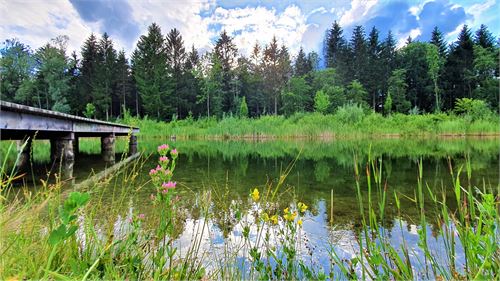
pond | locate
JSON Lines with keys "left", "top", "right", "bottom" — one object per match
{"left": 2, "top": 137, "right": 499, "bottom": 276}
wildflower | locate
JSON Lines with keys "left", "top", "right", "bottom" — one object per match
{"left": 270, "top": 214, "right": 279, "bottom": 225}
{"left": 149, "top": 169, "right": 157, "bottom": 176}
{"left": 250, "top": 188, "right": 259, "bottom": 202}
{"left": 157, "top": 144, "right": 169, "bottom": 154}
{"left": 162, "top": 181, "right": 177, "bottom": 189}
{"left": 284, "top": 211, "right": 297, "bottom": 222}
{"left": 284, "top": 207, "right": 290, "bottom": 214}
{"left": 171, "top": 148, "right": 178, "bottom": 158}
{"left": 298, "top": 219, "right": 303, "bottom": 226}
{"left": 138, "top": 213, "right": 145, "bottom": 220}
{"left": 261, "top": 212, "right": 270, "bottom": 222}
{"left": 156, "top": 165, "right": 162, "bottom": 171}
{"left": 164, "top": 169, "right": 173, "bottom": 177}
{"left": 159, "top": 156, "right": 169, "bottom": 164}
{"left": 298, "top": 202, "right": 308, "bottom": 213}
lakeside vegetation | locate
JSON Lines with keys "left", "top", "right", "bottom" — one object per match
{"left": 1, "top": 144, "right": 498, "bottom": 279}
{"left": 124, "top": 109, "right": 500, "bottom": 139}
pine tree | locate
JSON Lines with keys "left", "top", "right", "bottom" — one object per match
{"left": 78, "top": 33, "right": 100, "bottom": 114}
{"left": 348, "top": 26, "right": 368, "bottom": 82}
{"left": 474, "top": 24, "right": 495, "bottom": 49}
{"left": 96, "top": 33, "right": 117, "bottom": 119}
{"left": 387, "top": 69, "right": 410, "bottom": 113}
{"left": 166, "top": 28, "right": 187, "bottom": 118}
{"left": 114, "top": 50, "right": 133, "bottom": 116}
{"left": 442, "top": 25, "right": 474, "bottom": 109}
{"left": 131, "top": 23, "right": 171, "bottom": 119}
{"left": 366, "top": 26, "right": 382, "bottom": 110}
{"left": 294, "top": 47, "right": 312, "bottom": 77}
{"left": 214, "top": 30, "right": 238, "bottom": 112}
{"left": 324, "top": 21, "right": 346, "bottom": 68}
{"left": 430, "top": 26, "right": 447, "bottom": 57}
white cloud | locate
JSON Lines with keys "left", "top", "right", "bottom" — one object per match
{"left": 396, "top": 28, "right": 421, "bottom": 48}
{"left": 0, "top": 0, "right": 92, "bottom": 54}
{"left": 128, "top": 0, "right": 215, "bottom": 53}
{"left": 208, "top": 5, "right": 309, "bottom": 57}
{"left": 339, "top": 0, "right": 378, "bottom": 27}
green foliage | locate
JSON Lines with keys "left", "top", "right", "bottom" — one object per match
{"left": 239, "top": 96, "right": 248, "bottom": 118}
{"left": 84, "top": 103, "right": 96, "bottom": 119}
{"left": 346, "top": 80, "right": 368, "bottom": 106}
{"left": 383, "top": 93, "right": 392, "bottom": 115}
{"left": 454, "top": 98, "right": 491, "bottom": 120}
{"left": 335, "top": 103, "right": 365, "bottom": 124}
{"left": 387, "top": 69, "right": 411, "bottom": 113}
{"left": 314, "top": 90, "right": 330, "bottom": 114}
{"left": 281, "top": 77, "right": 311, "bottom": 115}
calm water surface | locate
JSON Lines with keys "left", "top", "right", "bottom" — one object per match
{"left": 3, "top": 137, "right": 499, "bottom": 274}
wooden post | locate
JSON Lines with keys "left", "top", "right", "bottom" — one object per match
{"left": 73, "top": 137, "right": 79, "bottom": 158}
{"left": 101, "top": 133, "right": 115, "bottom": 164}
{"left": 128, "top": 134, "right": 138, "bottom": 156}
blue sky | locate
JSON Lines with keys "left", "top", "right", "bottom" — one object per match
{"left": 0, "top": 0, "right": 498, "bottom": 57}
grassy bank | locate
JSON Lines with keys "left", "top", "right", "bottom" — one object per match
{"left": 123, "top": 111, "right": 500, "bottom": 139}
{"left": 1, "top": 144, "right": 498, "bottom": 279}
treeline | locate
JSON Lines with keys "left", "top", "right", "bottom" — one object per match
{"left": 0, "top": 22, "right": 498, "bottom": 121}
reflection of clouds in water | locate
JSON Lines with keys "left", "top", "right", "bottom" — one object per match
{"left": 77, "top": 202, "right": 466, "bottom": 277}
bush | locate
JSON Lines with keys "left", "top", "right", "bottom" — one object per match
{"left": 335, "top": 103, "right": 365, "bottom": 124}
{"left": 454, "top": 98, "right": 492, "bottom": 120}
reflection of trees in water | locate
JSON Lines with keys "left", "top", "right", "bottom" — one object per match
{"left": 314, "top": 160, "right": 330, "bottom": 183}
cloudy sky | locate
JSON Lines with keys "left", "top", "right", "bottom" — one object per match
{"left": 1, "top": 0, "right": 498, "bottom": 58}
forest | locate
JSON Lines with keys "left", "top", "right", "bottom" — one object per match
{"left": 0, "top": 22, "right": 498, "bottom": 121}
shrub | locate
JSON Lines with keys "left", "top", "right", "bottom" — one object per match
{"left": 335, "top": 103, "right": 365, "bottom": 124}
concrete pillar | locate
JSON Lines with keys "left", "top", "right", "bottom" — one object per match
{"left": 101, "top": 133, "right": 115, "bottom": 164}
{"left": 73, "top": 137, "right": 79, "bottom": 158}
{"left": 16, "top": 137, "right": 33, "bottom": 172}
{"left": 50, "top": 133, "right": 75, "bottom": 180}
{"left": 51, "top": 133, "right": 75, "bottom": 162}
{"left": 128, "top": 134, "right": 138, "bottom": 156}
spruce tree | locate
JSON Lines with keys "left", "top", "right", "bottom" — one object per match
{"left": 366, "top": 26, "right": 382, "bottom": 110}
{"left": 294, "top": 47, "right": 312, "bottom": 77}
{"left": 214, "top": 30, "right": 238, "bottom": 112}
{"left": 474, "top": 24, "right": 495, "bottom": 49}
{"left": 131, "top": 23, "right": 171, "bottom": 119}
{"left": 78, "top": 33, "right": 100, "bottom": 114}
{"left": 166, "top": 28, "right": 187, "bottom": 118}
{"left": 430, "top": 26, "right": 447, "bottom": 57}
{"left": 324, "top": 21, "right": 346, "bottom": 68}
{"left": 114, "top": 50, "right": 133, "bottom": 116}
{"left": 96, "top": 33, "right": 117, "bottom": 119}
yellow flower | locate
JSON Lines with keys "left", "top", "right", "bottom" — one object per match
{"left": 284, "top": 207, "right": 290, "bottom": 214}
{"left": 250, "top": 188, "right": 259, "bottom": 202}
{"left": 297, "top": 219, "right": 303, "bottom": 226}
{"left": 261, "top": 212, "right": 270, "bottom": 222}
{"left": 270, "top": 214, "right": 279, "bottom": 225}
{"left": 284, "top": 211, "right": 297, "bottom": 222}
{"left": 298, "top": 202, "right": 308, "bottom": 213}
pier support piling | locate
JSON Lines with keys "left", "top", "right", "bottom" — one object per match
{"left": 50, "top": 133, "right": 75, "bottom": 179}
{"left": 16, "top": 136, "right": 33, "bottom": 171}
{"left": 101, "top": 133, "right": 115, "bottom": 164}
{"left": 129, "top": 134, "right": 138, "bottom": 156}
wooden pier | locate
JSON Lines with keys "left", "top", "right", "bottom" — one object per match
{"left": 0, "top": 101, "right": 139, "bottom": 177}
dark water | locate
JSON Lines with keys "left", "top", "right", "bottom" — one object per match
{"left": 2, "top": 137, "right": 499, "bottom": 273}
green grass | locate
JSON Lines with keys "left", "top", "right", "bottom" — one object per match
{"left": 122, "top": 111, "right": 500, "bottom": 139}
{"left": 0, "top": 143, "right": 498, "bottom": 280}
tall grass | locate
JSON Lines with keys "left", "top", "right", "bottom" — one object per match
{"left": 122, "top": 111, "right": 500, "bottom": 139}
{"left": 0, "top": 143, "right": 498, "bottom": 279}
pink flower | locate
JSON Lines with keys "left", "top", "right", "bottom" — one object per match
{"left": 159, "top": 156, "right": 169, "bottom": 163}
{"left": 162, "top": 189, "right": 169, "bottom": 194}
{"left": 157, "top": 144, "right": 169, "bottom": 153}
{"left": 138, "top": 213, "right": 145, "bottom": 220}
{"left": 171, "top": 149, "right": 178, "bottom": 157}
{"left": 149, "top": 169, "right": 157, "bottom": 176}
{"left": 156, "top": 165, "right": 162, "bottom": 171}
{"left": 162, "top": 181, "right": 177, "bottom": 189}
{"left": 164, "top": 169, "right": 173, "bottom": 177}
